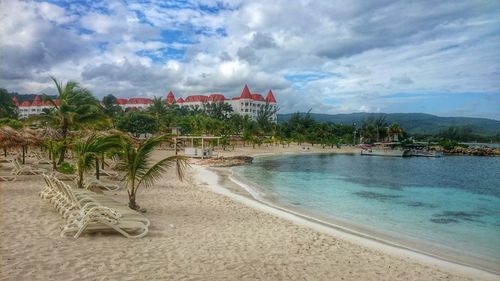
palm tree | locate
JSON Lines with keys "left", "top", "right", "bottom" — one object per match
{"left": 73, "top": 134, "right": 124, "bottom": 189}
{"left": 0, "top": 89, "right": 18, "bottom": 118}
{"left": 41, "top": 77, "right": 103, "bottom": 164}
{"left": 119, "top": 135, "right": 187, "bottom": 211}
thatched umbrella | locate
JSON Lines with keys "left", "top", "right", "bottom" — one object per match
{"left": 36, "top": 127, "right": 63, "bottom": 141}
{"left": 19, "top": 128, "right": 41, "bottom": 164}
{"left": 0, "top": 126, "right": 21, "bottom": 159}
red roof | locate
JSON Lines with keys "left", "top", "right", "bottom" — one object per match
{"left": 166, "top": 91, "right": 175, "bottom": 104}
{"left": 116, "top": 98, "right": 128, "bottom": 105}
{"left": 265, "top": 90, "right": 277, "bottom": 103}
{"left": 208, "top": 94, "right": 226, "bottom": 102}
{"left": 20, "top": 100, "right": 31, "bottom": 107}
{"left": 185, "top": 95, "right": 208, "bottom": 102}
{"left": 251, "top": 93, "right": 265, "bottom": 101}
{"left": 32, "top": 95, "right": 42, "bottom": 106}
{"left": 176, "top": 97, "right": 184, "bottom": 103}
{"left": 128, "top": 98, "right": 152, "bottom": 104}
{"left": 240, "top": 84, "right": 252, "bottom": 99}
{"left": 12, "top": 96, "right": 19, "bottom": 106}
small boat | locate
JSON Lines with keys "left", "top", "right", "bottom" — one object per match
{"left": 361, "top": 148, "right": 411, "bottom": 157}
{"left": 410, "top": 149, "right": 443, "bottom": 157}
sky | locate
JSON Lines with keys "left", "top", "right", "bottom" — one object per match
{"left": 1, "top": 0, "right": 499, "bottom": 120}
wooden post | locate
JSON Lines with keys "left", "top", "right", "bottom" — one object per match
{"left": 101, "top": 153, "right": 105, "bottom": 169}
{"left": 22, "top": 146, "right": 25, "bottom": 164}
{"left": 201, "top": 138, "right": 204, "bottom": 159}
{"left": 174, "top": 137, "right": 177, "bottom": 155}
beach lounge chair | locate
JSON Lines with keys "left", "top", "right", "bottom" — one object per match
{"left": 11, "top": 159, "right": 46, "bottom": 175}
{"left": 33, "top": 152, "right": 51, "bottom": 165}
{"left": 40, "top": 175, "right": 150, "bottom": 238}
{"left": 95, "top": 169, "right": 121, "bottom": 180}
{"left": 60, "top": 206, "right": 149, "bottom": 239}
{"left": 84, "top": 178, "right": 120, "bottom": 191}
{"left": 0, "top": 174, "right": 16, "bottom": 182}
{"left": 51, "top": 171, "right": 77, "bottom": 181}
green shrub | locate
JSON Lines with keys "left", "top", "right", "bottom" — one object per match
{"left": 57, "top": 162, "right": 76, "bottom": 174}
{"left": 439, "top": 139, "right": 468, "bottom": 150}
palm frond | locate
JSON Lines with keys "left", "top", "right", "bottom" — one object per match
{"left": 137, "top": 155, "right": 188, "bottom": 189}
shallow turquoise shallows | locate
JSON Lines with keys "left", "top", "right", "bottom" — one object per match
{"left": 232, "top": 154, "right": 500, "bottom": 271}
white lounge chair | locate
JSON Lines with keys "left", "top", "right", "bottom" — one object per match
{"left": 33, "top": 152, "right": 51, "bottom": 165}
{"left": 84, "top": 178, "right": 120, "bottom": 191}
{"left": 61, "top": 206, "right": 149, "bottom": 239}
{"left": 11, "top": 159, "right": 46, "bottom": 175}
{"left": 95, "top": 169, "right": 121, "bottom": 180}
{"left": 0, "top": 174, "right": 16, "bottom": 182}
{"left": 51, "top": 171, "right": 77, "bottom": 181}
{"left": 40, "top": 175, "right": 150, "bottom": 238}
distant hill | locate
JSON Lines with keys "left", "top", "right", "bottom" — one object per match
{"left": 277, "top": 112, "right": 500, "bottom": 135}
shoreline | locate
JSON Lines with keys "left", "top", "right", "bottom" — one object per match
{"left": 192, "top": 149, "right": 499, "bottom": 280}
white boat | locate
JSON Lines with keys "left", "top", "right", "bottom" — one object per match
{"left": 361, "top": 148, "right": 411, "bottom": 157}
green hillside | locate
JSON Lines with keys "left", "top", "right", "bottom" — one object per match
{"left": 277, "top": 113, "right": 500, "bottom": 135}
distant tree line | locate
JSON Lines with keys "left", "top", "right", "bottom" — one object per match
{"left": 2, "top": 86, "right": 499, "bottom": 145}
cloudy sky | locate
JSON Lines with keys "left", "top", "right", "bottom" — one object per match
{"left": 1, "top": 0, "right": 499, "bottom": 119}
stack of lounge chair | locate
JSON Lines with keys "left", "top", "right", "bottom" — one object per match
{"left": 40, "top": 174, "right": 149, "bottom": 239}
{"left": 11, "top": 158, "right": 46, "bottom": 175}
{"left": 33, "top": 152, "right": 51, "bottom": 165}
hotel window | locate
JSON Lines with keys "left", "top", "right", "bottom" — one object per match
{"left": 245, "top": 109, "right": 248, "bottom": 112}
{"left": 245, "top": 102, "right": 248, "bottom": 106}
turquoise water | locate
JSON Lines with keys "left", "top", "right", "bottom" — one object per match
{"left": 232, "top": 154, "right": 500, "bottom": 271}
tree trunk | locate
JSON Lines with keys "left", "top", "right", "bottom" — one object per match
{"left": 77, "top": 170, "right": 84, "bottom": 189}
{"left": 3, "top": 148, "right": 7, "bottom": 157}
{"left": 58, "top": 119, "right": 68, "bottom": 164}
{"left": 127, "top": 189, "right": 139, "bottom": 210}
{"left": 101, "top": 153, "right": 105, "bottom": 169}
{"left": 22, "top": 146, "right": 25, "bottom": 164}
{"left": 95, "top": 158, "right": 100, "bottom": 180}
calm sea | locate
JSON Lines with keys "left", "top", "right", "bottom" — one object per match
{"left": 232, "top": 154, "right": 500, "bottom": 272}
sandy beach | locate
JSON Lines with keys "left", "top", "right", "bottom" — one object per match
{"left": 1, "top": 145, "right": 498, "bottom": 280}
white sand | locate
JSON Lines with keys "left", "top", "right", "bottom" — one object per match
{"left": 0, "top": 147, "right": 498, "bottom": 280}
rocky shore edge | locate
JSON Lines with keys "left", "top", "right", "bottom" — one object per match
{"left": 197, "top": 156, "right": 254, "bottom": 167}
{"left": 441, "top": 146, "right": 500, "bottom": 156}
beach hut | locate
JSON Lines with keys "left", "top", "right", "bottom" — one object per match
{"left": 174, "top": 136, "right": 221, "bottom": 159}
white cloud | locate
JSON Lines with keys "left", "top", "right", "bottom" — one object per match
{"left": 0, "top": 0, "right": 499, "bottom": 119}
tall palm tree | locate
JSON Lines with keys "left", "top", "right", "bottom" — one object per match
{"left": 41, "top": 77, "right": 103, "bottom": 164}
{"left": 388, "top": 123, "right": 405, "bottom": 141}
{"left": 119, "top": 135, "right": 187, "bottom": 211}
{"left": 148, "top": 97, "right": 168, "bottom": 120}
{"left": 73, "top": 134, "right": 125, "bottom": 189}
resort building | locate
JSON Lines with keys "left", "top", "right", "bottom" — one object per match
{"left": 13, "top": 95, "right": 60, "bottom": 119}
{"left": 13, "top": 84, "right": 278, "bottom": 121}
{"left": 168, "top": 84, "right": 278, "bottom": 121}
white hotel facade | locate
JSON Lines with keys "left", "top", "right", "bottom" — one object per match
{"left": 14, "top": 85, "right": 278, "bottom": 121}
